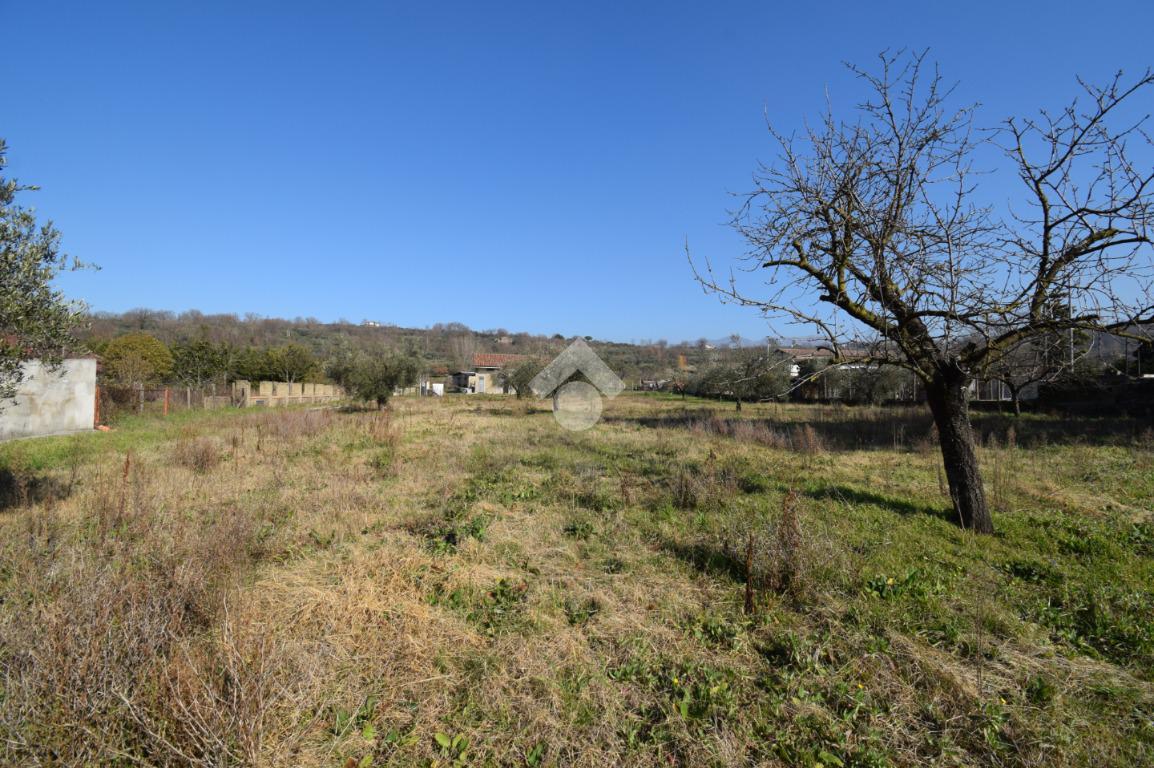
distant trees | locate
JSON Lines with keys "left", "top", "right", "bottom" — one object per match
{"left": 687, "top": 348, "right": 792, "bottom": 406}
{"left": 227, "top": 344, "right": 317, "bottom": 384}
{"left": 0, "top": 139, "right": 87, "bottom": 402}
{"left": 693, "top": 52, "right": 1154, "bottom": 533}
{"left": 499, "top": 359, "right": 542, "bottom": 399}
{"left": 729, "top": 348, "right": 792, "bottom": 409}
{"left": 985, "top": 339, "right": 1067, "bottom": 416}
{"left": 233, "top": 347, "right": 273, "bottom": 382}
{"left": 102, "top": 333, "right": 173, "bottom": 388}
{"left": 983, "top": 294, "right": 1089, "bottom": 414}
{"left": 449, "top": 334, "right": 477, "bottom": 372}
{"left": 819, "top": 364, "right": 910, "bottom": 405}
{"left": 328, "top": 351, "right": 419, "bottom": 408}
{"left": 1130, "top": 338, "right": 1154, "bottom": 377}
{"left": 266, "top": 344, "right": 316, "bottom": 384}
{"left": 171, "top": 338, "right": 229, "bottom": 389}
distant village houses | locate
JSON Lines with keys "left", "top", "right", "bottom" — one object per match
{"left": 450, "top": 353, "right": 527, "bottom": 394}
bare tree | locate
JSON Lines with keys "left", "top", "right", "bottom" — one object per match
{"left": 449, "top": 333, "right": 477, "bottom": 373}
{"left": 693, "top": 52, "right": 1154, "bottom": 533}
{"left": 983, "top": 311, "right": 1077, "bottom": 416}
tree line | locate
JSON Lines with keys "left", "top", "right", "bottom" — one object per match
{"left": 93, "top": 333, "right": 424, "bottom": 409}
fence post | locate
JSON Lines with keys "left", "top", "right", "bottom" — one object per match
{"left": 94, "top": 384, "right": 100, "bottom": 427}
{"left": 164, "top": 387, "right": 170, "bottom": 416}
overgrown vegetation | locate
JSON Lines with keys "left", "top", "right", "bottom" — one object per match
{"left": 0, "top": 138, "right": 87, "bottom": 401}
{"left": 0, "top": 394, "right": 1150, "bottom": 766}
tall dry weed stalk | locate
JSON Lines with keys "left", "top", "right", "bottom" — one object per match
{"left": 987, "top": 430, "right": 1018, "bottom": 514}
{"left": 743, "top": 532, "right": 756, "bottom": 615}
{"left": 733, "top": 489, "right": 807, "bottom": 612}
{"left": 774, "top": 489, "right": 803, "bottom": 596}
{"left": 790, "top": 424, "right": 825, "bottom": 455}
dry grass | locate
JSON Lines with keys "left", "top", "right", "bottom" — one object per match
{"left": 173, "top": 435, "right": 222, "bottom": 472}
{"left": 0, "top": 395, "right": 1150, "bottom": 766}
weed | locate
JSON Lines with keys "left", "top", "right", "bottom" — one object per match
{"left": 466, "top": 578, "right": 529, "bottom": 634}
{"left": 602, "top": 556, "right": 626, "bottom": 574}
{"left": 791, "top": 423, "right": 825, "bottom": 454}
{"left": 563, "top": 596, "right": 601, "bottom": 626}
{"left": 1127, "top": 521, "right": 1154, "bottom": 556}
{"left": 433, "top": 731, "right": 469, "bottom": 765}
{"left": 1025, "top": 674, "right": 1058, "bottom": 706}
{"left": 692, "top": 614, "right": 742, "bottom": 648}
{"left": 864, "top": 568, "right": 947, "bottom": 600}
{"left": 173, "top": 436, "right": 221, "bottom": 472}
{"left": 1034, "top": 585, "right": 1154, "bottom": 669}
{"left": 562, "top": 518, "right": 594, "bottom": 540}
{"left": 1003, "top": 558, "right": 1064, "bottom": 586}
{"left": 772, "top": 489, "right": 803, "bottom": 596}
{"left": 369, "top": 445, "right": 397, "bottom": 477}
{"left": 416, "top": 513, "right": 490, "bottom": 554}
{"left": 2, "top": 394, "right": 1152, "bottom": 766}
{"left": 525, "top": 741, "right": 547, "bottom": 766}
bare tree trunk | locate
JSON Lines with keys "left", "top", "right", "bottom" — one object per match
{"left": 925, "top": 368, "right": 994, "bottom": 533}
{"left": 1010, "top": 388, "right": 1022, "bottom": 417}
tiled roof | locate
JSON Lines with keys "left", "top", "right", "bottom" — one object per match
{"left": 472, "top": 352, "right": 527, "bottom": 369}
{"left": 777, "top": 347, "right": 834, "bottom": 359}
{"left": 777, "top": 347, "right": 868, "bottom": 359}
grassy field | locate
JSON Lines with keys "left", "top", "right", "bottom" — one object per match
{"left": 0, "top": 394, "right": 1151, "bottom": 767}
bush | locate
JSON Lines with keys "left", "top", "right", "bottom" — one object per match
{"left": 327, "top": 351, "right": 419, "bottom": 409}
{"left": 174, "top": 437, "right": 221, "bottom": 473}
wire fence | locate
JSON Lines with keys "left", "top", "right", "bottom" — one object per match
{"left": 96, "top": 385, "right": 235, "bottom": 423}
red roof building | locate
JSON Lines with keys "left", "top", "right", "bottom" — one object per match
{"left": 472, "top": 352, "right": 528, "bottom": 370}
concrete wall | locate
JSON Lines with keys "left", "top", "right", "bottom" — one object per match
{"left": 0, "top": 358, "right": 97, "bottom": 440}
{"left": 231, "top": 380, "right": 344, "bottom": 407}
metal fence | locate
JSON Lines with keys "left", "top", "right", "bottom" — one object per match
{"left": 96, "top": 385, "right": 234, "bottom": 422}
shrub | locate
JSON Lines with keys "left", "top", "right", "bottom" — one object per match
{"left": 174, "top": 437, "right": 221, "bottom": 473}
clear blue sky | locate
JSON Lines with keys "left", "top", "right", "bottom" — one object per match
{"left": 6, "top": 1, "right": 1152, "bottom": 343}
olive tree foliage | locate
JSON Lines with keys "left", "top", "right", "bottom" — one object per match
{"left": 498, "top": 359, "right": 543, "bottom": 399}
{"left": 0, "top": 139, "right": 87, "bottom": 402}
{"left": 692, "top": 53, "right": 1154, "bottom": 533}
{"left": 819, "top": 363, "right": 911, "bottom": 405}
{"left": 328, "top": 350, "right": 419, "bottom": 409}
{"left": 688, "top": 347, "right": 792, "bottom": 407}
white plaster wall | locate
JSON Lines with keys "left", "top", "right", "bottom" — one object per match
{"left": 0, "top": 358, "right": 97, "bottom": 440}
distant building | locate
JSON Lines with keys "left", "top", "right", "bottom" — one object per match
{"left": 361, "top": 320, "right": 382, "bottom": 327}
{"left": 639, "top": 379, "right": 668, "bottom": 390}
{"left": 450, "top": 352, "right": 528, "bottom": 394}
{"left": 777, "top": 346, "right": 867, "bottom": 378}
